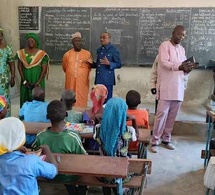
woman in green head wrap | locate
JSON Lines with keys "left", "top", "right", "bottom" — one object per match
{"left": 26, "top": 33, "right": 40, "bottom": 48}
{"left": 16, "top": 32, "right": 50, "bottom": 107}
{"left": 0, "top": 28, "right": 16, "bottom": 116}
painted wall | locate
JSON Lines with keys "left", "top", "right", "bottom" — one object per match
{"left": 1, "top": 0, "right": 215, "bottom": 104}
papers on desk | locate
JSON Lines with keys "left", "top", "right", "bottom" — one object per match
{"left": 65, "top": 123, "right": 94, "bottom": 134}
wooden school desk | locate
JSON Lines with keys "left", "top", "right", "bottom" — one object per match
{"left": 24, "top": 122, "right": 151, "bottom": 159}
{"left": 54, "top": 153, "right": 128, "bottom": 178}
{"left": 52, "top": 153, "right": 128, "bottom": 193}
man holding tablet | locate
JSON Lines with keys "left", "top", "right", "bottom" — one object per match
{"left": 151, "top": 25, "right": 197, "bottom": 153}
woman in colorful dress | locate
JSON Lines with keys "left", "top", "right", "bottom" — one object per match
{"left": 0, "top": 28, "right": 15, "bottom": 116}
{"left": 16, "top": 33, "right": 49, "bottom": 107}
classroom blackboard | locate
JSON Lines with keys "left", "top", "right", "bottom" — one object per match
{"left": 91, "top": 8, "right": 139, "bottom": 65}
{"left": 18, "top": 6, "right": 215, "bottom": 68}
{"left": 18, "top": 7, "right": 40, "bottom": 31}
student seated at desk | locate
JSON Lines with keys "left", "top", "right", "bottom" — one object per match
{"left": 32, "top": 100, "right": 87, "bottom": 195}
{"left": 19, "top": 87, "right": 50, "bottom": 146}
{"left": 61, "top": 89, "right": 83, "bottom": 123}
{"left": 126, "top": 90, "right": 150, "bottom": 151}
{"left": 94, "top": 97, "right": 138, "bottom": 195}
{"left": 83, "top": 84, "right": 107, "bottom": 124}
{"left": 83, "top": 84, "right": 107, "bottom": 150}
{"left": 0, "top": 117, "right": 58, "bottom": 195}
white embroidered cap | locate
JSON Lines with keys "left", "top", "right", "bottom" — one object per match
{"left": 71, "top": 32, "right": 82, "bottom": 40}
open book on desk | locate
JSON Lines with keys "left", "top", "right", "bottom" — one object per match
{"left": 65, "top": 123, "right": 94, "bottom": 134}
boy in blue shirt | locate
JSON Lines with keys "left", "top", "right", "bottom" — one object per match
{"left": 19, "top": 87, "right": 50, "bottom": 146}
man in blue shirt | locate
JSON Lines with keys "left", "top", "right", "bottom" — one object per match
{"left": 19, "top": 87, "right": 50, "bottom": 146}
{"left": 93, "top": 32, "right": 122, "bottom": 102}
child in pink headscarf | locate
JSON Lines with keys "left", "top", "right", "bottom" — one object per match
{"left": 83, "top": 84, "right": 107, "bottom": 150}
{"left": 83, "top": 84, "right": 107, "bottom": 124}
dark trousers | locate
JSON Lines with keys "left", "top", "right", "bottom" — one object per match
{"left": 151, "top": 99, "right": 159, "bottom": 136}
{"left": 155, "top": 99, "right": 158, "bottom": 114}
{"left": 64, "top": 184, "right": 87, "bottom": 195}
{"left": 102, "top": 187, "right": 118, "bottom": 195}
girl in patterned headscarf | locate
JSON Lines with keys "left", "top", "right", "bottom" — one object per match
{"left": 82, "top": 84, "right": 107, "bottom": 150}
{"left": 83, "top": 84, "right": 107, "bottom": 124}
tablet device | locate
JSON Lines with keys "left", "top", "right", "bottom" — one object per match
{"left": 183, "top": 56, "right": 195, "bottom": 63}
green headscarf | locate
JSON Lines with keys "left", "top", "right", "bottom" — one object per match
{"left": 26, "top": 33, "right": 40, "bottom": 48}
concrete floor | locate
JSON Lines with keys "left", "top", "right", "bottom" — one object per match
{"left": 10, "top": 96, "right": 209, "bottom": 195}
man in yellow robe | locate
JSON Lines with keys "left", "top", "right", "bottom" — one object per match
{"left": 62, "top": 32, "right": 93, "bottom": 107}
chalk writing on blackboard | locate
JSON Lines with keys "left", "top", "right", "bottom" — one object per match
{"left": 188, "top": 8, "right": 215, "bottom": 66}
{"left": 42, "top": 7, "right": 91, "bottom": 61}
{"left": 19, "top": 7, "right": 40, "bottom": 31}
{"left": 18, "top": 7, "right": 215, "bottom": 67}
{"left": 107, "top": 29, "right": 122, "bottom": 45}
{"left": 91, "top": 8, "right": 139, "bottom": 64}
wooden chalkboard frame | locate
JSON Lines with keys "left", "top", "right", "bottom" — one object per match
{"left": 18, "top": 6, "right": 215, "bottom": 69}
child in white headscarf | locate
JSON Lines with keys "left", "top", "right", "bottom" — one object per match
{"left": 0, "top": 117, "right": 58, "bottom": 195}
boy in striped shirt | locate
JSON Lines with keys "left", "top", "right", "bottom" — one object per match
{"left": 32, "top": 100, "right": 87, "bottom": 195}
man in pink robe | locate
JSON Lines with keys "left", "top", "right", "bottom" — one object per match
{"left": 151, "top": 25, "right": 195, "bottom": 153}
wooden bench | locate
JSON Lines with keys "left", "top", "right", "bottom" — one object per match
{"left": 38, "top": 154, "right": 152, "bottom": 195}
{"left": 85, "top": 128, "right": 151, "bottom": 159}
{"left": 24, "top": 122, "right": 51, "bottom": 134}
{"left": 24, "top": 122, "right": 151, "bottom": 159}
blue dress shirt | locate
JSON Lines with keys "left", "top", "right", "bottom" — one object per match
{"left": 94, "top": 43, "right": 122, "bottom": 86}
{"left": 0, "top": 151, "right": 57, "bottom": 195}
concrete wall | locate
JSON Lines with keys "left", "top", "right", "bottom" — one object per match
{"left": 1, "top": 0, "right": 215, "bottom": 104}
